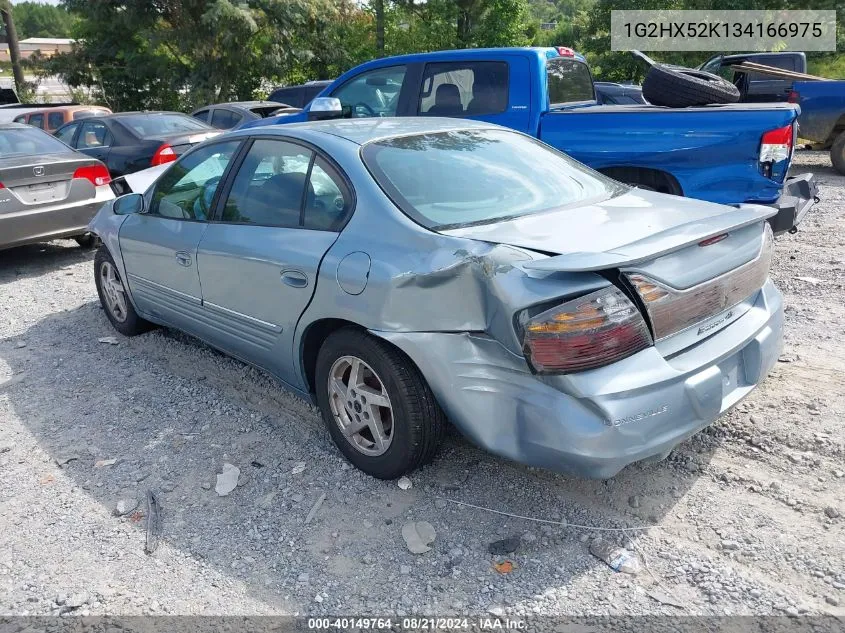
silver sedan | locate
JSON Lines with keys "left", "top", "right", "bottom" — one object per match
{"left": 0, "top": 123, "right": 114, "bottom": 250}
{"left": 88, "top": 118, "right": 783, "bottom": 480}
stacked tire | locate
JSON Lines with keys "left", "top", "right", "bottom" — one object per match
{"left": 643, "top": 64, "right": 740, "bottom": 108}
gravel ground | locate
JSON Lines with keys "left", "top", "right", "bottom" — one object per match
{"left": 0, "top": 151, "right": 843, "bottom": 618}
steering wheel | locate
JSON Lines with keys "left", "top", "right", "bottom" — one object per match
{"left": 353, "top": 102, "right": 376, "bottom": 117}
{"left": 193, "top": 176, "right": 222, "bottom": 219}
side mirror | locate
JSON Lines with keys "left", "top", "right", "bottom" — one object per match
{"left": 113, "top": 193, "right": 145, "bottom": 215}
{"left": 307, "top": 97, "right": 343, "bottom": 121}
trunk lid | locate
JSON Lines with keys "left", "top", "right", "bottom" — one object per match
{"left": 441, "top": 188, "right": 776, "bottom": 350}
{"left": 0, "top": 152, "right": 102, "bottom": 206}
{"left": 154, "top": 131, "right": 221, "bottom": 157}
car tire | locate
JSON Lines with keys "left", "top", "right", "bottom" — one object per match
{"left": 315, "top": 328, "right": 446, "bottom": 479}
{"left": 830, "top": 130, "right": 845, "bottom": 176}
{"left": 94, "top": 246, "right": 151, "bottom": 337}
{"left": 74, "top": 233, "right": 100, "bottom": 249}
{"left": 642, "top": 64, "right": 740, "bottom": 108}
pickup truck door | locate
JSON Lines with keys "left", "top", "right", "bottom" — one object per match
{"left": 411, "top": 57, "right": 532, "bottom": 133}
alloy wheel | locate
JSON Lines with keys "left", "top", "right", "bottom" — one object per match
{"left": 327, "top": 355, "right": 394, "bottom": 456}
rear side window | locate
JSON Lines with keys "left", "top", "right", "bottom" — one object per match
{"left": 221, "top": 139, "right": 312, "bottom": 227}
{"left": 210, "top": 109, "right": 242, "bottom": 129}
{"left": 55, "top": 122, "right": 80, "bottom": 145}
{"left": 547, "top": 58, "right": 595, "bottom": 105}
{"left": 78, "top": 121, "right": 112, "bottom": 148}
{"left": 47, "top": 112, "right": 65, "bottom": 130}
{"left": 418, "top": 62, "right": 508, "bottom": 117}
{"left": 220, "top": 139, "right": 351, "bottom": 231}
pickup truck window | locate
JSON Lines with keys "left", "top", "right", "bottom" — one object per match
{"left": 363, "top": 128, "right": 624, "bottom": 230}
{"left": 547, "top": 58, "right": 595, "bottom": 106}
{"left": 332, "top": 66, "right": 406, "bottom": 118}
{"left": 418, "top": 62, "right": 508, "bottom": 117}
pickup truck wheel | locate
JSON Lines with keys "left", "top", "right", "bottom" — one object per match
{"left": 315, "top": 328, "right": 446, "bottom": 480}
{"left": 831, "top": 131, "right": 845, "bottom": 176}
{"left": 643, "top": 64, "right": 740, "bottom": 108}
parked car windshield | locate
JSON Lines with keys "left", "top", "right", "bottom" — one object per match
{"left": 117, "top": 113, "right": 209, "bottom": 138}
{"left": 362, "top": 128, "right": 625, "bottom": 230}
{"left": 0, "top": 125, "right": 72, "bottom": 156}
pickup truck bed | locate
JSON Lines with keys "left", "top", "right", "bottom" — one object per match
{"left": 542, "top": 102, "right": 801, "bottom": 205}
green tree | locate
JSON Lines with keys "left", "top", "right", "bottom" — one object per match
{"left": 10, "top": 1, "right": 75, "bottom": 39}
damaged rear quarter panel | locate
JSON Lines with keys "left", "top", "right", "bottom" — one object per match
{"left": 294, "top": 174, "right": 611, "bottom": 385}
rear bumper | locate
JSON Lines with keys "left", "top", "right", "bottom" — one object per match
{"left": 0, "top": 188, "right": 113, "bottom": 251}
{"left": 765, "top": 173, "right": 817, "bottom": 234}
{"left": 374, "top": 280, "right": 783, "bottom": 479}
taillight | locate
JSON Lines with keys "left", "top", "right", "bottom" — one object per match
{"left": 556, "top": 46, "right": 575, "bottom": 57}
{"left": 520, "top": 286, "right": 652, "bottom": 373}
{"left": 759, "top": 124, "right": 794, "bottom": 181}
{"left": 0, "top": 182, "right": 4, "bottom": 189}
{"left": 787, "top": 90, "right": 799, "bottom": 104}
{"left": 151, "top": 144, "right": 176, "bottom": 166}
{"left": 628, "top": 224, "right": 774, "bottom": 341}
{"left": 73, "top": 164, "right": 111, "bottom": 187}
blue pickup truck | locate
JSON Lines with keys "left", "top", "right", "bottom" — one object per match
{"left": 246, "top": 47, "right": 816, "bottom": 233}
{"left": 697, "top": 52, "right": 845, "bottom": 176}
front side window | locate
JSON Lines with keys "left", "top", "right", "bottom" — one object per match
{"left": 331, "top": 66, "right": 406, "bottom": 118}
{"left": 28, "top": 113, "right": 45, "bottom": 129}
{"left": 193, "top": 109, "right": 209, "bottom": 123}
{"left": 418, "top": 62, "right": 508, "bottom": 117}
{"left": 362, "top": 128, "right": 625, "bottom": 230}
{"left": 547, "top": 58, "right": 595, "bottom": 105}
{"left": 148, "top": 141, "right": 241, "bottom": 220}
{"left": 78, "top": 121, "right": 112, "bottom": 148}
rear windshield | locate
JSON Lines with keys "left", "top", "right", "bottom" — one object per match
{"left": 74, "top": 109, "right": 110, "bottom": 120}
{"left": 362, "top": 128, "right": 624, "bottom": 230}
{"left": 250, "top": 106, "right": 286, "bottom": 118}
{"left": 0, "top": 126, "right": 72, "bottom": 156}
{"left": 547, "top": 58, "right": 595, "bottom": 105}
{"left": 117, "top": 113, "right": 209, "bottom": 138}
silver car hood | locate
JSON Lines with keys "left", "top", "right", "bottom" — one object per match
{"left": 440, "top": 188, "right": 776, "bottom": 272}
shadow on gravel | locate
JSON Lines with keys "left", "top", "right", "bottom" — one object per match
{"left": 1, "top": 296, "right": 725, "bottom": 614}
{"left": 0, "top": 241, "right": 94, "bottom": 286}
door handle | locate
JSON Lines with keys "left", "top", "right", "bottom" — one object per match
{"left": 175, "top": 252, "right": 192, "bottom": 267}
{"left": 281, "top": 270, "right": 308, "bottom": 288}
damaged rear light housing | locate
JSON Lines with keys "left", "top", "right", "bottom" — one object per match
{"left": 628, "top": 223, "right": 774, "bottom": 341}
{"left": 520, "top": 286, "right": 652, "bottom": 374}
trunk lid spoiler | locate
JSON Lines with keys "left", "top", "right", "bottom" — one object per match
{"left": 521, "top": 205, "right": 776, "bottom": 273}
